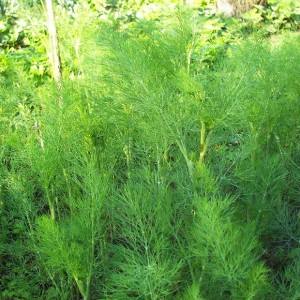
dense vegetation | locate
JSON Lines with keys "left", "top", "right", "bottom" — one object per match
{"left": 1, "top": 0, "right": 300, "bottom": 299}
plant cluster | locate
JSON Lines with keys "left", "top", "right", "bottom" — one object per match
{"left": 1, "top": 1, "right": 300, "bottom": 300}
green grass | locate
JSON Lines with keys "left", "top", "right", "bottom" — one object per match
{"left": 0, "top": 10, "right": 300, "bottom": 300}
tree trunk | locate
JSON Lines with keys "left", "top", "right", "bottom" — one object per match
{"left": 216, "top": 0, "right": 266, "bottom": 17}
{"left": 45, "top": 0, "right": 61, "bottom": 82}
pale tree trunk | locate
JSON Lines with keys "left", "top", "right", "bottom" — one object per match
{"left": 45, "top": 0, "right": 61, "bottom": 82}
{"left": 216, "top": 0, "right": 266, "bottom": 17}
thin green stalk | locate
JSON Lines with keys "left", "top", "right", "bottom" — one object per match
{"left": 45, "top": 188, "right": 55, "bottom": 221}
{"left": 199, "top": 121, "right": 211, "bottom": 164}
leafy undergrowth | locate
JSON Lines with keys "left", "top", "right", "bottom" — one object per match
{"left": 1, "top": 8, "right": 300, "bottom": 300}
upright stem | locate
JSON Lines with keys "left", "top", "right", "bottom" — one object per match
{"left": 45, "top": 188, "right": 55, "bottom": 221}
{"left": 176, "top": 139, "right": 194, "bottom": 182}
{"left": 187, "top": 46, "right": 193, "bottom": 75}
{"left": 199, "top": 121, "right": 210, "bottom": 164}
{"left": 45, "top": 0, "right": 61, "bottom": 83}
{"left": 73, "top": 275, "right": 88, "bottom": 300}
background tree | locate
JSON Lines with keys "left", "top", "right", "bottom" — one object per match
{"left": 216, "top": 0, "right": 267, "bottom": 16}
{"left": 45, "top": 0, "right": 61, "bottom": 82}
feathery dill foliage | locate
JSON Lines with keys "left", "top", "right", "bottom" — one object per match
{"left": 191, "top": 197, "right": 268, "bottom": 299}
{"left": 105, "top": 169, "right": 181, "bottom": 299}
{"left": 1, "top": 5, "right": 300, "bottom": 299}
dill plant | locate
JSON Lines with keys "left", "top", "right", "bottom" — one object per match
{"left": 190, "top": 197, "right": 269, "bottom": 299}
{"left": 104, "top": 169, "right": 182, "bottom": 299}
{"left": 0, "top": 4, "right": 300, "bottom": 299}
{"left": 200, "top": 35, "right": 300, "bottom": 297}
{"left": 35, "top": 156, "right": 109, "bottom": 300}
